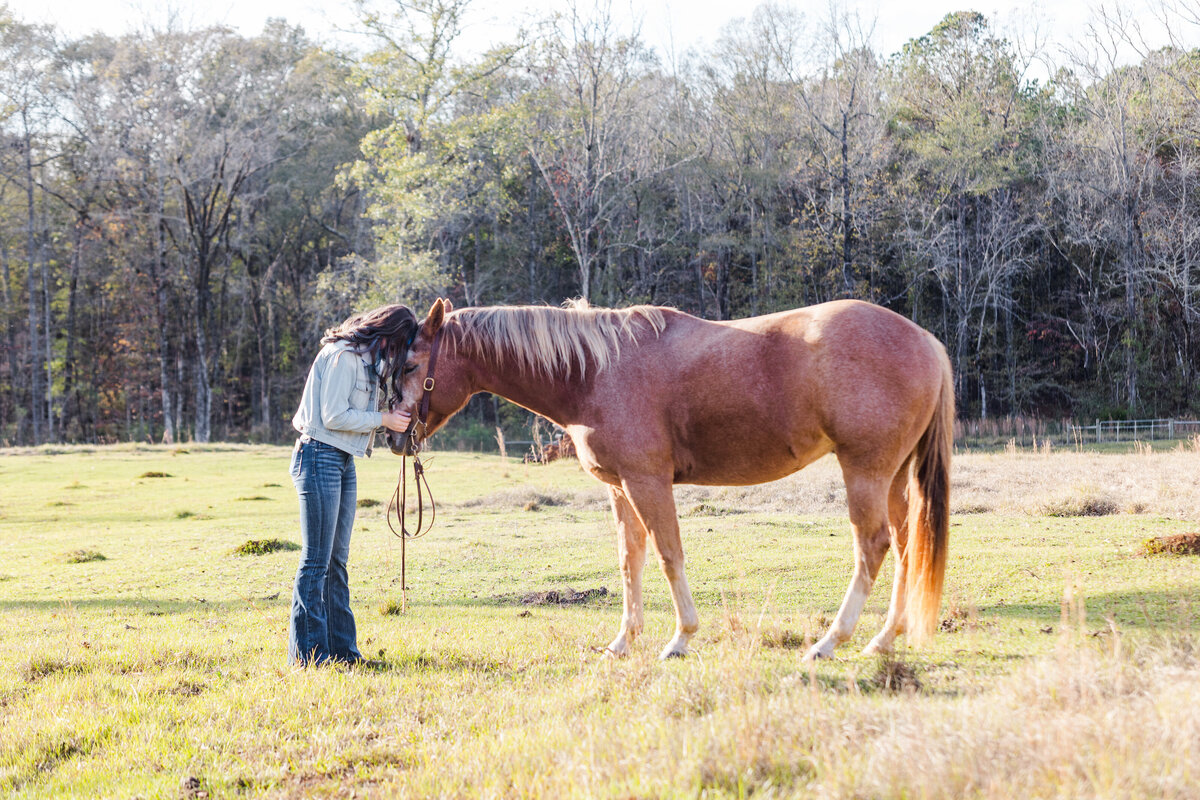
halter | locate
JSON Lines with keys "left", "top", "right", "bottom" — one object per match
{"left": 386, "top": 326, "right": 444, "bottom": 610}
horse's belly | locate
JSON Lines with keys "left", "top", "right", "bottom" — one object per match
{"left": 672, "top": 439, "right": 832, "bottom": 486}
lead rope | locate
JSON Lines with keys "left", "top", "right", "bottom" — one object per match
{"left": 384, "top": 326, "right": 444, "bottom": 612}
{"left": 386, "top": 445, "right": 434, "bottom": 612}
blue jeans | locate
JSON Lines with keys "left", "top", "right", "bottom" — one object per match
{"left": 288, "top": 438, "right": 363, "bottom": 666}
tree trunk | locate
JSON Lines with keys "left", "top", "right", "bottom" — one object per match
{"left": 63, "top": 219, "right": 84, "bottom": 440}
{"left": 840, "top": 109, "right": 853, "bottom": 294}
{"left": 193, "top": 315, "right": 212, "bottom": 443}
{"left": 23, "top": 127, "right": 42, "bottom": 444}
{"left": 0, "top": 241, "right": 19, "bottom": 438}
{"left": 153, "top": 182, "right": 176, "bottom": 444}
{"left": 41, "top": 213, "right": 53, "bottom": 442}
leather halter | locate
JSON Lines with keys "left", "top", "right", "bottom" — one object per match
{"left": 406, "top": 324, "right": 444, "bottom": 455}
{"left": 386, "top": 325, "right": 444, "bottom": 610}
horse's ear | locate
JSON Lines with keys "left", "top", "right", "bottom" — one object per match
{"left": 442, "top": 298, "right": 453, "bottom": 313}
{"left": 423, "top": 298, "right": 446, "bottom": 335}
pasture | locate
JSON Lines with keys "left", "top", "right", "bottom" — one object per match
{"left": 2, "top": 443, "right": 1199, "bottom": 798}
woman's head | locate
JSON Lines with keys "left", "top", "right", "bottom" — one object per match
{"left": 322, "top": 304, "right": 419, "bottom": 404}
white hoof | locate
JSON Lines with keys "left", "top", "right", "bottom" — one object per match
{"left": 862, "top": 637, "right": 893, "bottom": 656}
{"left": 605, "top": 635, "right": 631, "bottom": 658}
{"left": 803, "top": 639, "right": 837, "bottom": 662}
{"left": 658, "top": 635, "right": 690, "bottom": 660}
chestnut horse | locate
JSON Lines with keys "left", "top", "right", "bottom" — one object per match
{"left": 391, "top": 298, "right": 953, "bottom": 660}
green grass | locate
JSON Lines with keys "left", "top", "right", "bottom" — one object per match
{"left": 1, "top": 445, "right": 1198, "bottom": 797}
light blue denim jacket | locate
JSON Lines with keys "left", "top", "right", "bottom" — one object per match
{"left": 291, "top": 341, "right": 383, "bottom": 457}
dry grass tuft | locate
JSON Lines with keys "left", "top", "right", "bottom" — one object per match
{"left": 378, "top": 599, "right": 404, "bottom": 616}
{"left": 458, "top": 487, "right": 585, "bottom": 511}
{"left": 137, "top": 471, "right": 172, "bottom": 478}
{"left": 1141, "top": 532, "right": 1200, "bottom": 556}
{"left": 1035, "top": 487, "right": 1121, "bottom": 517}
{"left": 357, "top": 498, "right": 382, "bottom": 508}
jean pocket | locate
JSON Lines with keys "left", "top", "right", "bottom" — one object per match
{"left": 289, "top": 445, "right": 303, "bottom": 479}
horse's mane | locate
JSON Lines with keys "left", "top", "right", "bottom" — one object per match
{"left": 447, "top": 301, "right": 668, "bottom": 379}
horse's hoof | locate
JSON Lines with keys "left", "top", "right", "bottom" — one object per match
{"left": 803, "top": 645, "right": 835, "bottom": 662}
{"left": 659, "top": 649, "right": 687, "bottom": 660}
{"left": 601, "top": 638, "right": 630, "bottom": 658}
{"left": 862, "top": 640, "right": 892, "bottom": 657}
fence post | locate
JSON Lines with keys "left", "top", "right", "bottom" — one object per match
{"left": 1096, "top": 418, "right": 1100, "bottom": 444}
{"left": 1169, "top": 419, "right": 1175, "bottom": 439}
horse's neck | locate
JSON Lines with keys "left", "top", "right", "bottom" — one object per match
{"left": 465, "top": 345, "right": 587, "bottom": 426}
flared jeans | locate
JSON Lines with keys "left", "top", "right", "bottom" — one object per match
{"left": 288, "top": 438, "right": 363, "bottom": 665}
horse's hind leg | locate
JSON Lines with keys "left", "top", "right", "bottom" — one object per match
{"left": 606, "top": 485, "right": 648, "bottom": 657}
{"left": 805, "top": 471, "right": 892, "bottom": 661}
{"left": 620, "top": 475, "right": 698, "bottom": 659}
{"left": 863, "top": 468, "right": 911, "bottom": 655}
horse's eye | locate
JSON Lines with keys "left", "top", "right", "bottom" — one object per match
{"left": 403, "top": 363, "right": 418, "bottom": 375}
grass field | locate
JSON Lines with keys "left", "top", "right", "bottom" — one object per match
{"left": 2, "top": 443, "right": 1199, "bottom": 798}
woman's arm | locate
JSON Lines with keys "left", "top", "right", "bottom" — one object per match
{"left": 319, "top": 350, "right": 383, "bottom": 433}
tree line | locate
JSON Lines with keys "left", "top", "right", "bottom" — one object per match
{"left": 1, "top": 0, "right": 1198, "bottom": 446}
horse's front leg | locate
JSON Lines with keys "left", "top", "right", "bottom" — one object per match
{"left": 620, "top": 475, "right": 698, "bottom": 659}
{"left": 606, "top": 485, "right": 647, "bottom": 657}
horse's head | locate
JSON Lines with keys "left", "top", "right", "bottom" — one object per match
{"left": 384, "top": 297, "right": 471, "bottom": 456}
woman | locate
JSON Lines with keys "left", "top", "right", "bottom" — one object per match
{"left": 288, "top": 304, "right": 417, "bottom": 666}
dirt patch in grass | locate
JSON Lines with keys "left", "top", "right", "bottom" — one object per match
{"left": 138, "top": 471, "right": 172, "bottom": 478}
{"left": 61, "top": 548, "right": 106, "bottom": 564}
{"left": 512, "top": 586, "right": 609, "bottom": 605}
{"left": 1141, "top": 532, "right": 1200, "bottom": 556}
{"left": 21, "top": 656, "right": 83, "bottom": 682}
{"left": 231, "top": 538, "right": 300, "bottom": 556}
{"left": 870, "top": 655, "right": 923, "bottom": 693}
{"left": 179, "top": 775, "right": 208, "bottom": 799}
{"left": 684, "top": 502, "right": 746, "bottom": 517}
{"left": 168, "top": 680, "right": 207, "bottom": 698}
{"left": 760, "top": 629, "right": 808, "bottom": 649}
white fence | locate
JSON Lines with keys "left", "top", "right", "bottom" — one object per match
{"left": 1067, "top": 418, "right": 1200, "bottom": 443}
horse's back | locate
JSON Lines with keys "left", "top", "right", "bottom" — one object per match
{"left": 594, "top": 300, "right": 945, "bottom": 486}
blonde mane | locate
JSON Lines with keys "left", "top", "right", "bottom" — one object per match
{"left": 447, "top": 302, "right": 667, "bottom": 379}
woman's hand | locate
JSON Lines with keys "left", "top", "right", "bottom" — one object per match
{"left": 381, "top": 410, "right": 412, "bottom": 432}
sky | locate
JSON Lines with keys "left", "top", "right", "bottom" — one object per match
{"left": 5, "top": 0, "right": 1190, "bottom": 66}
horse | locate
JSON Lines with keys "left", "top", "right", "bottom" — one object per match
{"left": 389, "top": 297, "right": 953, "bottom": 661}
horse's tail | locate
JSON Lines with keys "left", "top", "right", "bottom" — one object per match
{"left": 904, "top": 340, "right": 954, "bottom": 644}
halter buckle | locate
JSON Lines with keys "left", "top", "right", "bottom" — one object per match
{"left": 423, "top": 377, "right": 435, "bottom": 392}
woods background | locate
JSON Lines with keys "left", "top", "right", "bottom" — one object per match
{"left": 1, "top": 0, "right": 1198, "bottom": 446}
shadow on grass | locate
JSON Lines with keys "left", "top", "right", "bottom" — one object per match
{"left": 353, "top": 649, "right": 514, "bottom": 675}
{"left": 0, "top": 596, "right": 279, "bottom": 614}
{"left": 978, "top": 586, "right": 1199, "bottom": 630}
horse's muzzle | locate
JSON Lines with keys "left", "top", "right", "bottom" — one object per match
{"left": 386, "top": 417, "right": 425, "bottom": 456}
{"left": 386, "top": 429, "right": 415, "bottom": 456}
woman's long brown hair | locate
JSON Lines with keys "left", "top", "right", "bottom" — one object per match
{"left": 322, "top": 304, "right": 419, "bottom": 406}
